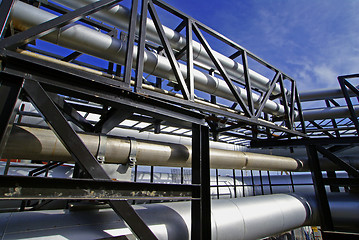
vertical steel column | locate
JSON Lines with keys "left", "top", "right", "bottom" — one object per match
{"left": 134, "top": 0, "right": 148, "bottom": 92}
{"left": 250, "top": 170, "right": 255, "bottom": 196}
{"left": 241, "top": 169, "right": 245, "bottom": 197}
{"left": 192, "top": 124, "right": 211, "bottom": 240}
{"left": 241, "top": 51, "right": 254, "bottom": 115}
{"left": 232, "top": 169, "right": 237, "bottom": 198}
{"left": 326, "top": 171, "right": 340, "bottom": 192}
{"left": 123, "top": 0, "right": 139, "bottom": 88}
{"left": 289, "top": 171, "right": 295, "bottom": 192}
{"left": 259, "top": 170, "right": 264, "bottom": 195}
{"left": 215, "top": 168, "right": 219, "bottom": 199}
{"left": 186, "top": 19, "right": 194, "bottom": 101}
{"left": 180, "top": 167, "right": 184, "bottom": 184}
{"left": 306, "top": 145, "right": 334, "bottom": 230}
{"left": 0, "top": 75, "right": 23, "bottom": 159}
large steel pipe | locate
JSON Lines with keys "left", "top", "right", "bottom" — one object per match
{"left": 300, "top": 87, "right": 359, "bottom": 102}
{"left": 300, "top": 105, "right": 359, "bottom": 121}
{"left": 52, "top": 0, "right": 285, "bottom": 96}
{"left": 10, "top": 2, "right": 287, "bottom": 116}
{"left": 2, "top": 125, "right": 302, "bottom": 171}
{"left": 1, "top": 193, "right": 358, "bottom": 239}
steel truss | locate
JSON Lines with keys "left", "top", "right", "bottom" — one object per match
{"left": 0, "top": 0, "right": 357, "bottom": 239}
{"left": 252, "top": 73, "right": 359, "bottom": 237}
{"left": 0, "top": 0, "right": 209, "bottom": 239}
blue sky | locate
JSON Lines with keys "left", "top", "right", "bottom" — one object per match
{"left": 160, "top": 0, "right": 359, "bottom": 93}
{"left": 17, "top": 0, "right": 359, "bottom": 102}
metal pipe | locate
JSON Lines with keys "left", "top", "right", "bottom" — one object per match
{"left": 10, "top": 1, "right": 287, "bottom": 116}
{"left": 12, "top": 101, "right": 359, "bottom": 170}
{"left": 52, "top": 0, "right": 285, "bottom": 96}
{"left": 2, "top": 125, "right": 302, "bottom": 171}
{"left": 0, "top": 161, "right": 353, "bottom": 199}
{"left": 1, "top": 193, "right": 358, "bottom": 239}
{"left": 300, "top": 105, "right": 359, "bottom": 121}
{"left": 16, "top": 2, "right": 359, "bottom": 122}
{"left": 300, "top": 87, "right": 359, "bottom": 102}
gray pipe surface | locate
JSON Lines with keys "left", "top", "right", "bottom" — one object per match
{"left": 300, "top": 105, "right": 359, "bottom": 121}
{"left": 300, "top": 87, "right": 359, "bottom": 102}
{"left": 2, "top": 125, "right": 302, "bottom": 171}
{"left": 1, "top": 193, "right": 358, "bottom": 240}
{"left": 10, "top": 1, "right": 287, "bottom": 116}
{"left": 52, "top": 0, "right": 285, "bottom": 96}
{"left": 15, "top": 2, "right": 358, "bottom": 122}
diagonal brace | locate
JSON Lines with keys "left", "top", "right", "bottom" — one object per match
{"left": 94, "top": 107, "right": 133, "bottom": 134}
{"left": 316, "top": 145, "right": 359, "bottom": 178}
{"left": 147, "top": 1, "right": 191, "bottom": 100}
{"left": 23, "top": 79, "right": 158, "bottom": 239}
{"left": 49, "top": 93, "right": 94, "bottom": 132}
{"left": 192, "top": 22, "right": 252, "bottom": 117}
{"left": 0, "top": 0, "right": 123, "bottom": 49}
{"left": 255, "top": 72, "right": 281, "bottom": 117}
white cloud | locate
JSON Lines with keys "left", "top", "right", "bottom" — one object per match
{"left": 313, "top": 65, "right": 339, "bottom": 88}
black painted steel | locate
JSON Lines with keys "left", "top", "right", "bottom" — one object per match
{"left": 41, "top": 1, "right": 116, "bottom": 32}
{"left": 306, "top": 145, "right": 334, "bottom": 231}
{"left": 49, "top": 93, "right": 95, "bottom": 132}
{"left": 322, "top": 231, "right": 359, "bottom": 240}
{"left": 1, "top": 50, "right": 204, "bottom": 126}
{"left": 241, "top": 51, "right": 254, "bottom": 116}
{"left": 0, "top": 0, "right": 15, "bottom": 38}
{"left": 315, "top": 145, "right": 359, "bottom": 178}
{"left": 23, "top": 79, "right": 159, "bottom": 239}
{"left": 251, "top": 136, "right": 359, "bottom": 147}
{"left": 192, "top": 124, "right": 211, "bottom": 240}
{"left": 123, "top": 0, "right": 139, "bottom": 88}
{"left": 186, "top": 19, "right": 194, "bottom": 101}
{"left": 23, "top": 79, "right": 110, "bottom": 180}
{"left": 0, "top": 175, "right": 194, "bottom": 200}
{"left": 61, "top": 51, "right": 82, "bottom": 62}
{"left": 109, "top": 200, "right": 158, "bottom": 240}
{"left": 0, "top": 0, "right": 122, "bottom": 49}
{"left": 192, "top": 22, "right": 251, "bottom": 117}
{"left": 148, "top": 1, "right": 190, "bottom": 100}
{"left": 278, "top": 75, "right": 292, "bottom": 130}
{"left": 94, "top": 107, "right": 133, "bottom": 134}
{"left": 338, "top": 75, "right": 359, "bottom": 135}
{"left": 134, "top": 0, "right": 149, "bottom": 92}
{"left": 0, "top": 74, "right": 23, "bottom": 158}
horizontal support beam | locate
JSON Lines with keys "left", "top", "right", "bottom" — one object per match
{"left": 0, "top": 175, "right": 196, "bottom": 200}
{"left": 322, "top": 231, "right": 359, "bottom": 240}
{"left": 251, "top": 137, "right": 359, "bottom": 148}
{"left": 0, "top": 49, "right": 204, "bottom": 127}
{"left": 322, "top": 177, "right": 359, "bottom": 187}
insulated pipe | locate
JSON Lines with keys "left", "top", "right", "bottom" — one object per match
{"left": 300, "top": 86, "right": 359, "bottom": 102}
{"left": 2, "top": 125, "right": 303, "bottom": 171}
{"left": 1, "top": 193, "right": 358, "bottom": 239}
{"left": 300, "top": 105, "right": 359, "bottom": 121}
{"left": 52, "top": 0, "right": 285, "bottom": 96}
{"left": 10, "top": 1, "right": 288, "bottom": 116}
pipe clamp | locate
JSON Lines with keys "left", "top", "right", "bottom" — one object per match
{"left": 128, "top": 137, "right": 138, "bottom": 168}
